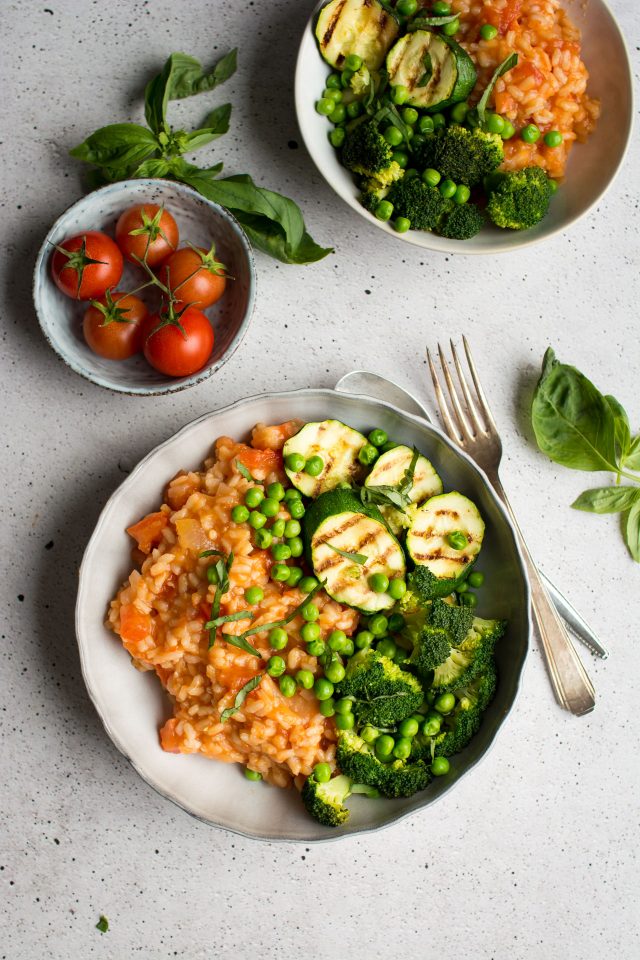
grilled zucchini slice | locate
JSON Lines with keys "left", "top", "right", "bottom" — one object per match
{"left": 304, "top": 489, "right": 406, "bottom": 612}
{"left": 386, "top": 30, "right": 476, "bottom": 111}
{"left": 364, "top": 445, "right": 443, "bottom": 533}
{"left": 283, "top": 420, "right": 367, "bottom": 497}
{"left": 315, "top": 0, "right": 400, "bottom": 71}
{"left": 406, "top": 491, "right": 484, "bottom": 596}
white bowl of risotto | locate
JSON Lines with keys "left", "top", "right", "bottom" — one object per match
{"left": 76, "top": 389, "right": 529, "bottom": 842}
{"left": 295, "top": 0, "right": 633, "bottom": 253}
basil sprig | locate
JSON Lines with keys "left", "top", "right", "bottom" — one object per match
{"left": 532, "top": 348, "right": 640, "bottom": 561}
{"left": 329, "top": 544, "right": 368, "bottom": 565}
{"left": 200, "top": 549, "right": 234, "bottom": 647}
{"left": 222, "top": 580, "right": 325, "bottom": 650}
{"left": 476, "top": 52, "right": 518, "bottom": 124}
{"left": 220, "top": 674, "right": 264, "bottom": 722}
{"left": 70, "top": 50, "right": 331, "bottom": 265}
{"left": 361, "top": 446, "right": 420, "bottom": 512}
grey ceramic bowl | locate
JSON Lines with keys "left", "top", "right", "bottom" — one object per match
{"left": 295, "top": 0, "right": 633, "bottom": 254}
{"left": 33, "top": 179, "right": 256, "bottom": 395}
{"left": 76, "top": 389, "right": 530, "bottom": 842}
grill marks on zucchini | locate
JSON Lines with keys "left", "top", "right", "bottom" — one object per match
{"left": 283, "top": 420, "right": 367, "bottom": 497}
{"left": 386, "top": 30, "right": 476, "bottom": 110}
{"left": 407, "top": 491, "right": 485, "bottom": 582}
{"left": 364, "top": 445, "right": 443, "bottom": 533}
{"left": 315, "top": 0, "right": 400, "bottom": 71}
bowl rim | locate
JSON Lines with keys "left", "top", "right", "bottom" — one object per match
{"left": 294, "top": 0, "right": 635, "bottom": 255}
{"left": 75, "top": 386, "right": 532, "bottom": 843}
{"left": 32, "top": 178, "right": 257, "bottom": 396}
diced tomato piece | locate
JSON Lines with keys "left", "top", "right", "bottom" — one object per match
{"left": 126, "top": 511, "right": 168, "bottom": 554}
{"left": 485, "top": 0, "right": 522, "bottom": 34}
{"left": 159, "top": 718, "right": 182, "bottom": 753}
{"left": 251, "top": 420, "right": 302, "bottom": 451}
{"left": 510, "top": 60, "right": 544, "bottom": 85}
{"left": 155, "top": 664, "right": 173, "bottom": 687}
{"left": 236, "top": 444, "right": 283, "bottom": 477}
{"left": 119, "top": 604, "right": 152, "bottom": 644}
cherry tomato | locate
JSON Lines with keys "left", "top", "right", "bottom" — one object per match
{"left": 51, "top": 231, "right": 123, "bottom": 300}
{"left": 143, "top": 305, "right": 214, "bottom": 377}
{"left": 115, "top": 204, "right": 179, "bottom": 267}
{"left": 159, "top": 244, "right": 227, "bottom": 309}
{"left": 83, "top": 290, "right": 148, "bottom": 360}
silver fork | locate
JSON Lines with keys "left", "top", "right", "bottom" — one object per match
{"left": 427, "top": 338, "right": 596, "bottom": 717}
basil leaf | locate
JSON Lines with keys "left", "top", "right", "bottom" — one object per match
{"left": 199, "top": 549, "right": 225, "bottom": 558}
{"left": 236, "top": 581, "right": 325, "bottom": 641}
{"left": 477, "top": 52, "right": 518, "bottom": 123}
{"left": 95, "top": 916, "right": 109, "bottom": 934}
{"left": 221, "top": 673, "right": 264, "bottom": 722}
{"left": 219, "top": 632, "right": 262, "bottom": 657}
{"left": 361, "top": 485, "right": 409, "bottom": 511}
{"left": 182, "top": 104, "right": 232, "bottom": 151}
{"left": 624, "top": 435, "right": 640, "bottom": 473}
{"left": 236, "top": 459, "right": 257, "bottom": 482}
{"left": 398, "top": 447, "right": 420, "bottom": 496}
{"left": 531, "top": 348, "right": 618, "bottom": 473}
{"left": 69, "top": 123, "right": 158, "bottom": 175}
{"left": 329, "top": 544, "right": 368, "bottom": 565}
{"left": 133, "top": 158, "right": 172, "bottom": 178}
{"left": 409, "top": 15, "right": 459, "bottom": 28}
{"left": 625, "top": 498, "right": 640, "bottom": 562}
{"left": 572, "top": 486, "right": 640, "bottom": 514}
{"left": 605, "top": 395, "right": 631, "bottom": 460}
{"left": 144, "top": 50, "right": 237, "bottom": 134}
{"left": 205, "top": 610, "right": 254, "bottom": 630}
{"left": 417, "top": 52, "right": 433, "bottom": 88}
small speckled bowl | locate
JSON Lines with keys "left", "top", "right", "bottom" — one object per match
{"left": 33, "top": 179, "right": 256, "bottom": 395}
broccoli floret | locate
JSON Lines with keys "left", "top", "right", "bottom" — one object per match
{"left": 386, "top": 176, "right": 453, "bottom": 231}
{"left": 486, "top": 166, "right": 552, "bottom": 230}
{"left": 428, "top": 599, "right": 475, "bottom": 647}
{"left": 337, "top": 730, "right": 430, "bottom": 798}
{"left": 436, "top": 202, "right": 485, "bottom": 240}
{"left": 410, "top": 626, "right": 451, "bottom": 678}
{"left": 401, "top": 598, "right": 474, "bottom": 680}
{"left": 404, "top": 565, "right": 457, "bottom": 602}
{"left": 432, "top": 616, "right": 505, "bottom": 693}
{"left": 434, "top": 662, "right": 497, "bottom": 757}
{"left": 301, "top": 773, "right": 352, "bottom": 827}
{"left": 349, "top": 64, "right": 371, "bottom": 97}
{"left": 336, "top": 649, "right": 423, "bottom": 726}
{"left": 416, "top": 125, "right": 503, "bottom": 187}
{"left": 342, "top": 119, "right": 393, "bottom": 178}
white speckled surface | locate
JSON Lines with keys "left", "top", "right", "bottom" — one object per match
{"left": 1, "top": 0, "right": 638, "bottom": 956}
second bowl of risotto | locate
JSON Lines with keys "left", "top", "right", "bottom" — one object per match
{"left": 295, "top": 0, "right": 632, "bottom": 252}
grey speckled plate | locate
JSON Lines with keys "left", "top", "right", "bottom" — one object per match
{"left": 76, "top": 389, "right": 530, "bottom": 842}
{"left": 33, "top": 179, "right": 256, "bottom": 395}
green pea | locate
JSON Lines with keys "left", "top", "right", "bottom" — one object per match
{"left": 344, "top": 53, "right": 363, "bottom": 71}
{"left": 358, "top": 443, "right": 379, "bottom": 465}
{"left": 259, "top": 498, "right": 280, "bottom": 518}
{"left": 289, "top": 499, "right": 305, "bottom": 520}
{"left": 244, "top": 586, "right": 264, "bottom": 605}
{"left": 285, "top": 452, "right": 305, "bottom": 472}
{"left": 431, "top": 756, "right": 450, "bottom": 776}
{"left": 324, "top": 88, "right": 343, "bottom": 103}
{"left": 301, "top": 602, "right": 319, "bottom": 622}
{"left": 422, "top": 167, "right": 441, "bottom": 187}
{"left": 271, "top": 563, "right": 290, "bottom": 582}
{"left": 399, "top": 717, "right": 419, "bottom": 738}
{"left": 521, "top": 123, "right": 540, "bottom": 144}
{"left": 299, "top": 576, "right": 318, "bottom": 593}
{"left": 544, "top": 130, "right": 563, "bottom": 147}
{"left": 377, "top": 637, "right": 398, "bottom": 659}
{"left": 393, "top": 737, "right": 412, "bottom": 760}
{"left": 391, "top": 84, "right": 409, "bottom": 105}
{"left": 418, "top": 115, "right": 435, "bottom": 135}
{"left": 355, "top": 630, "right": 374, "bottom": 649}
{"left": 454, "top": 184, "right": 471, "bottom": 204}
{"left": 369, "top": 614, "right": 388, "bottom": 637}
{"left": 460, "top": 591, "right": 478, "bottom": 608}
{"left": 319, "top": 698, "right": 335, "bottom": 717}
{"left": 340, "top": 69, "right": 354, "bottom": 88}
{"left": 447, "top": 530, "right": 468, "bottom": 549}
{"left": 271, "top": 543, "right": 291, "bottom": 562}
{"left": 265, "top": 482, "right": 283, "bottom": 502}
{"left": 549, "top": 178, "right": 559, "bottom": 194}
{"left": 439, "top": 179, "right": 457, "bottom": 199}
{"left": 248, "top": 510, "right": 267, "bottom": 530}
{"left": 401, "top": 106, "right": 419, "bottom": 126}
{"left": 334, "top": 697, "right": 353, "bottom": 715}
{"left": 432, "top": 1, "right": 451, "bottom": 12}
{"left": 432, "top": 112, "right": 446, "bottom": 130}
{"left": 244, "top": 768, "right": 262, "bottom": 781}
{"left": 422, "top": 713, "right": 442, "bottom": 736}
{"left": 286, "top": 566, "right": 303, "bottom": 587}
{"left": 296, "top": 669, "right": 315, "bottom": 690}
{"left": 367, "top": 428, "right": 387, "bottom": 447}
{"left": 391, "top": 615, "right": 408, "bottom": 635}
{"left": 375, "top": 200, "right": 394, "bottom": 222}
{"left": 485, "top": 112, "right": 505, "bottom": 135}
{"left": 335, "top": 712, "right": 355, "bottom": 731}
{"left": 443, "top": 17, "right": 460, "bottom": 34}
{"left": 305, "top": 455, "right": 324, "bottom": 477}
{"left": 314, "top": 677, "right": 334, "bottom": 701}
{"left": 342, "top": 639, "right": 354, "bottom": 657}
{"left": 325, "top": 660, "right": 346, "bottom": 684}
{"left": 361, "top": 724, "right": 379, "bottom": 744}
{"left": 392, "top": 151, "right": 409, "bottom": 169}
{"left": 450, "top": 102, "right": 469, "bottom": 124}
{"left": 456, "top": 582, "right": 468, "bottom": 596}
{"left": 434, "top": 692, "right": 455, "bottom": 714}
{"left": 245, "top": 487, "right": 264, "bottom": 508}
{"left": 480, "top": 22, "right": 498, "bottom": 40}
{"left": 326, "top": 73, "right": 341, "bottom": 90}
{"left": 267, "top": 655, "right": 286, "bottom": 678}
{"left": 269, "top": 627, "right": 288, "bottom": 650}
{"left": 383, "top": 125, "right": 403, "bottom": 147}
{"left": 314, "top": 761, "right": 332, "bottom": 783}
{"left": 316, "top": 97, "right": 334, "bottom": 116}
{"left": 279, "top": 675, "right": 297, "bottom": 698}
{"left": 397, "top": 0, "right": 418, "bottom": 14}
{"left": 284, "top": 487, "right": 302, "bottom": 501}
{"left": 231, "top": 504, "right": 250, "bottom": 524}
{"left": 346, "top": 101, "right": 362, "bottom": 119}
{"left": 388, "top": 578, "right": 407, "bottom": 600}
{"left": 301, "top": 621, "right": 321, "bottom": 644}
{"left": 468, "top": 571, "right": 484, "bottom": 588}
{"left": 269, "top": 519, "right": 284, "bottom": 539}
{"left": 374, "top": 734, "right": 395, "bottom": 760}
{"left": 329, "top": 103, "right": 347, "bottom": 124}
{"left": 393, "top": 216, "right": 411, "bottom": 232}
{"left": 287, "top": 536, "right": 303, "bottom": 558}
{"left": 328, "top": 630, "right": 348, "bottom": 652}
{"left": 368, "top": 572, "right": 389, "bottom": 594}
{"left": 501, "top": 120, "right": 515, "bottom": 140}
{"left": 307, "top": 639, "right": 325, "bottom": 657}
{"left": 465, "top": 107, "right": 480, "bottom": 129}
{"left": 207, "top": 565, "right": 219, "bottom": 585}
{"left": 381, "top": 442, "right": 397, "bottom": 455}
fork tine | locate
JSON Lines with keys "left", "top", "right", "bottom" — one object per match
{"left": 426, "top": 348, "right": 462, "bottom": 443}
{"left": 462, "top": 335, "right": 499, "bottom": 434}
{"left": 450, "top": 339, "right": 486, "bottom": 435}
{"left": 437, "top": 342, "right": 475, "bottom": 440}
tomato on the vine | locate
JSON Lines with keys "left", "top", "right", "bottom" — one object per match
{"left": 159, "top": 244, "right": 227, "bottom": 309}
{"left": 142, "top": 304, "right": 214, "bottom": 377}
{"left": 83, "top": 290, "right": 148, "bottom": 360}
{"left": 115, "top": 204, "right": 179, "bottom": 267}
{"left": 51, "top": 231, "right": 123, "bottom": 300}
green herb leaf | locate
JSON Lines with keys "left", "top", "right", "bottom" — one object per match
{"left": 132, "top": 158, "right": 172, "bottom": 178}
{"left": 69, "top": 123, "right": 159, "bottom": 178}
{"left": 409, "top": 15, "right": 459, "bottom": 29}
{"left": 398, "top": 446, "right": 420, "bottom": 495}
{"left": 476, "top": 52, "right": 518, "bottom": 123}
{"left": 144, "top": 50, "right": 237, "bottom": 134}
{"left": 604, "top": 395, "right": 631, "bottom": 461}
{"left": 201, "top": 551, "right": 235, "bottom": 646}
{"left": 571, "top": 486, "right": 640, "bottom": 514}
{"left": 233, "top": 581, "right": 325, "bottom": 642}
{"left": 220, "top": 673, "right": 264, "bottom": 721}
{"left": 624, "top": 435, "right": 640, "bottom": 473}
{"left": 96, "top": 916, "right": 109, "bottom": 934}
{"left": 219, "top": 632, "right": 262, "bottom": 657}
{"left": 361, "top": 484, "right": 409, "bottom": 511}
{"left": 417, "top": 51, "right": 433, "bottom": 88}
{"left": 625, "top": 499, "right": 640, "bottom": 562}
{"left": 236, "top": 459, "right": 257, "bottom": 482}
{"left": 531, "top": 347, "right": 618, "bottom": 473}
{"left": 328, "top": 544, "right": 368, "bottom": 565}
{"left": 205, "top": 610, "right": 254, "bottom": 630}
{"left": 182, "top": 104, "right": 232, "bottom": 151}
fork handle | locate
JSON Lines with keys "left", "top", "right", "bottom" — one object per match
{"left": 488, "top": 474, "right": 596, "bottom": 716}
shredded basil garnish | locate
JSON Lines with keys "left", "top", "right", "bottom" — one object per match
{"left": 328, "top": 544, "right": 368, "bottom": 565}
{"left": 205, "top": 610, "right": 254, "bottom": 630}
{"left": 417, "top": 51, "right": 433, "bottom": 88}
{"left": 361, "top": 446, "right": 420, "bottom": 512}
{"left": 409, "top": 14, "right": 459, "bottom": 29}
{"left": 221, "top": 674, "right": 264, "bottom": 721}
{"left": 199, "top": 550, "right": 234, "bottom": 647}
{"left": 236, "top": 459, "right": 257, "bottom": 482}
{"left": 476, "top": 52, "right": 518, "bottom": 124}
{"left": 223, "top": 580, "right": 325, "bottom": 646}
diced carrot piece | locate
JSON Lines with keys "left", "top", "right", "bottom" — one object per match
{"left": 126, "top": 511, "right": 168, "bottom": 554}
{"left": 119, "top": 604, "right": 152, "bottom": 644}
{"left": 159, "top": 718, "right": 182, "bottom": 753}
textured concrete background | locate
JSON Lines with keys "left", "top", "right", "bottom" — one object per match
{"left": 1, "top": 0, "right": 638, "bottom": 957}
